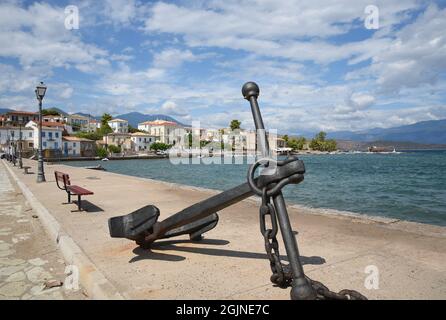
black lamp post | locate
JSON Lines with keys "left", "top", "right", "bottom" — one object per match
{"left": 35, "top": 82, "right": 47, "bottom": 183}
{"left": 19, "top": 123, "right": 23, "bottom": 169}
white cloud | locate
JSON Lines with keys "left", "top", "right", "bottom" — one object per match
{"left": 153, "top": 48, "right": 201, "bottom": 68}
{"left": 346, "top": 4, "right": 446, "bottom": 94}
{"left": 0, "top": 2, "right": 109, "bottom": 70}
{"left": 143, "top": 1, "right": 419, "bottom": 64}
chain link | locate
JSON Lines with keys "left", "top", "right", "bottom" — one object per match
{"left": 259, "top": 187, "right": 367, "bottom": 300}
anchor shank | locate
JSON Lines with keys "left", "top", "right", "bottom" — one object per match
{"left": 152, "top": 181, "right": 254, "bottom": 239}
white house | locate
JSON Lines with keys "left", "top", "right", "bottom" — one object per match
{"left": 64, "top": 114, "right": 89, "bottom": 127}
{"left": 0, "top": 126, "right": 34, "bottom": 154}
{"left": 25, "top": 121, "right": 63, "bottom": 151}
{"left": 130, "top": 132, "right": 156, "bottom": 152}
{"left": 108, "top": 119, "right": 128, "bottom": 133}
{"left": 62, "top": 136, "right": 81, "bottom": 156}
{"left": 137, "top": 119, "right": 183, "bottom": 145}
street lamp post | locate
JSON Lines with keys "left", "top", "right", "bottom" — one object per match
{"left": 11, "top": 129, "right": 16, "bottom": 166}
{"left": 19, "top": 123, "right": 23, "bottom": 169}
{"left": 35, "top": 82, "right": 47, "bottom": 183}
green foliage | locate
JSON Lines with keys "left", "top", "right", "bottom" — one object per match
{"left": 100, "top": 123, "right": 113, "bottom": 135}
{"left": 230, "top": 119, "right": 241, "bottom": 131}
{"left": 107, "top": 144, "right": 121, "bottom": 154}
{"left": 75, "top": 131, "right": 103, "bottom": 141}
{"left": 42, "top": 108, "right": 61, "bottom": 116}
{"left": 150, "top": 142, "right": 171, "bottom": 151}
{"left": 309, "top": 131, "right": 337, "bottom": 151}
{"left": 101, "top": 113, "right": 112, "bottom": 125}
{"left": 128, "top": 125, "right": 142, "bottom": 133}
{"left": 287, "top": 137, "right": 306, "bottom": 150}
{"left": 96, "top": 147, "right": 107, "bottom": 158}
{"left": 282, "top": 134, "right": 289, "bottom": 143}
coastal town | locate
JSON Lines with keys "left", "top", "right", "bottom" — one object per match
{"left": 0, "top": 108, "right": 340, "bottom": 161}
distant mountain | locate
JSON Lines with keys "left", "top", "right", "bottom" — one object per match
{"left": 75, "top": 112, "right": 100, "bottom": 120}
{"left": 336, "top": 140, "right": 446, "bottom": 151}
{"left": 0, "top": 108, "right": 14, "bottom": 114}
{"left": 114, "top": 112, "right": 187, "bottom": 127}
{"left": 327, "top": 119, "right": 446, "bottom": 145}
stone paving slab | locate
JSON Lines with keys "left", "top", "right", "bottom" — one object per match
{"left": 0, "top": 162, "right": 86, "bottom": 300}
{"left": 2, "top": 159, "right": 446, "bottom": 299}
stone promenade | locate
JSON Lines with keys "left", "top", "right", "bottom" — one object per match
{"left": 1, "top": 159, "right": 445, "bottom": 299}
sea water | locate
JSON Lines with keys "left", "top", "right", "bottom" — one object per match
{"left": 67, "top": 150, "right": 446, "bottom": 226}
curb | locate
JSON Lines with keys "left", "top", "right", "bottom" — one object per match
{"left": 2, "top": 160, "right": 124, "bottom": 300}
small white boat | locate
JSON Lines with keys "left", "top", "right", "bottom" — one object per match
{"left": 101, "top": 158, "right": 109, "bottom": 161}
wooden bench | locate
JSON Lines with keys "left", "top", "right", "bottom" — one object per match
{"left": 54, "top": 171, "right": 94, "bottom": 211}
{"left": 23, "top": 166, "right": 31, "bottom": 174}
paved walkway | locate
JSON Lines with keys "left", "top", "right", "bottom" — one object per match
{"left": 2, "top": 159, "right": 446, "bottom": 299}
{"left": 0, "top": 163, "right": 85, "bottom": 300}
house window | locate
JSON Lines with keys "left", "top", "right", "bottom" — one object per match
{"left": 42, "top": 132, "right": 46, "bottom": 138}
{"left": 29, "top": 132, "right": 32, "bottom": 137}
{"left": 48, "top": 132, "right": 53, "bottom": 139}
{"left": 43, "top": 142, "right": 47, "bottom": 147}
{"left": 55, "top": 142, "right": 59, "bottom": 149}
{"left": 55, "top": 132, "right": 59, "bottom": 138}
{"left": 73, "top": 143, "right": 76, "bottom": 147}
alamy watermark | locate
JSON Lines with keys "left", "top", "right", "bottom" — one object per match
{"left": 364, "top": 265, "right": 379, "bottom": 290}
{"left": 364, "top": 5, "right": 379, "bottom": 30}
{"left": 166, "top": 121, "right": 280, "bottom": 175}
{"left": 64, "top": 5, "right": 79, "bottom": 30}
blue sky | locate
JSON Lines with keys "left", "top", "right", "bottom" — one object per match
{"left": 0, "top": 0, "right": 446, "bottom": 134}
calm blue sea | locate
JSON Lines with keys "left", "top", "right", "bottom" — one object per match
{"left": 66, "top": 150, "right": 446, "bottom": 226}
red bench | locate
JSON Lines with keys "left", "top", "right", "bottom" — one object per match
{"left": 54, "top": 171, "right": 94, "bottom": 211}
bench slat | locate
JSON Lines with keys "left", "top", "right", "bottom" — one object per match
{"left": 67, "top": 185, "right": 94, "bottom": 196}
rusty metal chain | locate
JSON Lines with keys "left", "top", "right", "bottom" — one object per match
{"left": 259, "top": 187, "right": 367, "bottom": 300}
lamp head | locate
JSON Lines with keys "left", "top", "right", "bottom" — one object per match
{"left": 35, "top": 82, "right": 47, "bottom": 100}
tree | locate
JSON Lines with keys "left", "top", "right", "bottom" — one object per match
{"left": 230, "top": 119, "right": 241, "bottom": 131}
{"left": 107, "top": 145, "right": 121, "bottom": 154}
{"left": 100, "top": 113, "right": 113, "bottom": 135}
{"left": 128, "top": 125, "right": 143, "bottom": 133}
{"left": 75, "top": 131, "right": 103, "bottom": 141}
{"left": 287, "top": 137, "right": 306, "bottom": 150}
{"left": 310, "top": 131, "right": 337, "bottom": 151}
{"left": 101, "top": 113, "right": 112, "bottom": 125}
{"left": 150, "top": 142, "right": 171, "bottom": 151}
{"left": 96, "top": 147, "right": 107, "bottom": 158}
{"left": 282, "top": 135, "right": 289, "bottom": 143}
{"left": 42, "top": 108, "right": 61, "bottom": 116}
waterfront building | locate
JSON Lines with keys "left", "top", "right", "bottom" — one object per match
{"left": 85, "top": 119, "right": 101, "bottom": 132}
{"left": 137, "top": 119, "right": 183, "bottom": 145}
{"left": 42, "top": 115, "right": 65, "bottom": 123}
{"left": 130, "top": 132, "right": 156, "bottom": 152}
{"left": 2, "top": 110, "right": 39, "bottom": 126}
{"left": 64, "top": 114, "right": 90, "bottom": 131}
{"left": 25, "top": 121, "right": 64, "bottom": 153}
{"left": 62, "top": 136, "right": 96, "bottom": 157}
{"left": 0, "top": 126, "right": 34, "bottom": 155}
{"left": 103, "top": 133, "right": 132, "bottom": 151}
{"left": 108, "top": 119, "right": 129, "bottom": 134}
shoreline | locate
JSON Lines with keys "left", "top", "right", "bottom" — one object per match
{"left": 92, "top": 167, "right": 446, "bottom": 238}
{"left": 64, "top": 160, "right": 446, "bottom": 230}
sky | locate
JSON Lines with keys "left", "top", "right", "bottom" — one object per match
{"left": 0, "top": 0, "right": 445, "bottom": 135}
